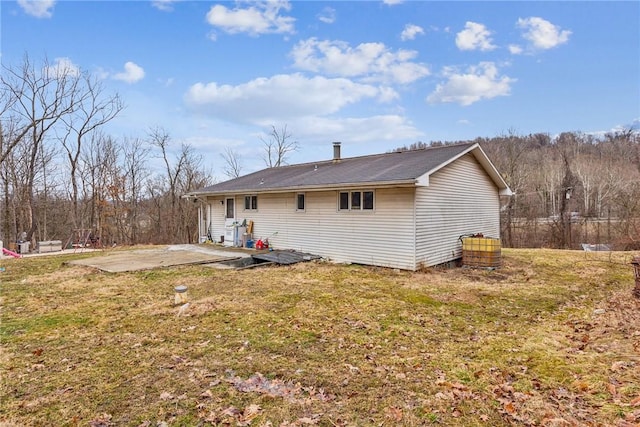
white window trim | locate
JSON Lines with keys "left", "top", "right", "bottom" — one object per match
{"left": 296, "top": 193, "right": 306, "bottom": 212}
{"left": 244, "top": 195, "right": 258, "bottom": 211}
{"left": 338, "top": 190, "right": 375, "bottom": 212}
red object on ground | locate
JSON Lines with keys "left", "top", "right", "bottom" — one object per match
{"left": 2, "top": 247, "right": 21, "bottom": 258}
{"left": 255, "top": 240, "right": 264, "bottom": 250}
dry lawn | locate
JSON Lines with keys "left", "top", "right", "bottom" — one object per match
{"left": 1, "top": 248, "right": 639, "bottom": 426}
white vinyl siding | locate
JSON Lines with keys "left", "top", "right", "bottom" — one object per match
{"left": 415, "top": 153, "right": 500, "bottom": 267}
{"left": 203, "top": 152, "right": 502, "bottom": 270}
{"left": 215, "top": 187, "right": 415, "bottom": 270}
{"left": 209, "top": 197, "right": 228, "bottom": 243}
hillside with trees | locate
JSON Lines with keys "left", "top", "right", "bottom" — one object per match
{"left": 396, "top": 129, "right": 640, "bottom": 250}
{"left": 2, "top": 56, "right": 638, "bottom": 251}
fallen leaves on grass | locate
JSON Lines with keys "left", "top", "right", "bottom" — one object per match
{"left": 2, "top": 250, "right": 638, "bottom": 426}
{"left": 434, "top": 371, "right": 479, "bottom": 403}
{"left": 159, "top": 391, "right": 173, "bottom": 401}
{"left": 385, "top": 406, "right": 403, "bottom": 422}
{"left": 198, "top": 403, "right": 262, "bottom": 426}
{"left": 225, "top": 371, "right": 334, "bottom": 403}
{"left": 493, "top": 382, "right": 535, "bottom": 425}
{"left": 88, "top": 413, "right": 112, "bottom": 427}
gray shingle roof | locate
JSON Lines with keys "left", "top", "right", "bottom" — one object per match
{"left": 189, "top": 142, "right": 478, "bottom": 195}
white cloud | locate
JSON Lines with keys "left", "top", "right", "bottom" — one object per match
{"left": 508, "top": 44, "right": 523, "bottom": 55}
{"left": 401, "top": 24, "right": 425, "bottom": 41}
{"left": 44, "top": 57, "right": 81, "bottom": 78}
{"left": 455, "top": 21, "right": 496, "bottom": 51}
{"left": 113, "top": 62, "right": 145, "bottom": 83}
{"left": 610, "top": 118, "right": 640, "bottom": 133}
{"left": 206, "top": 1, "right": 295, "bottom": 36}
{"left": 517, "top": 17, "right": 571, "bottom": 50}
{"left": 185, "top": 73, "right": 396, "bottom": 124}
{"left": 427, "top": 62, "right": 515, "bottom": 106}
{"left": 17, "top": 0, "right": 55, "bottom": 18}
{"left": 383, "top": 0, "right": 404, "bottom": 5}
{"left": 317, "top": 7, "right": 336, "bottom": 24}
{"left": 151, "top": 0, "right": 180, "bottom": 12}
{"left": 290, "top": 38, "right": 429, "bottom": 84}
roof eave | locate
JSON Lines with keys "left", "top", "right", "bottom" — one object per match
{"left": 184, "top": 179, "right": 417, "bottom": 197}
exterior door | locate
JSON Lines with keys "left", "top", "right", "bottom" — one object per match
{"left": 225, "top": 198, "right": 236, "bottom": 227}
{"left": 224, "top": 197, "right": 236, "bottom": 245}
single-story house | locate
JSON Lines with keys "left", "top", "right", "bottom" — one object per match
{"left": 184, "top": 142, "right": 512, "bottom": 270}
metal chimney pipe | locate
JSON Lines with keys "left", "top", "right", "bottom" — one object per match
{"left": 333, "top": 142, "right": 341, "bottom": 161}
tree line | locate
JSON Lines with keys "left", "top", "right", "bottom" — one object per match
{"left": 396, "top": 129, "right": 640, "bottom": 250}
{"left": 2, "top": 55, "right": 638, "bottom": 252}
{"left": 0, "top": 55, "right": 212, "bottom": 249}
{"left": 0, "top": 56, "right": 301, "bottom": 251}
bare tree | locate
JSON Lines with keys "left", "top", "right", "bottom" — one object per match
{"left": 481, "top": 129, "right": 530, "bottom": 247}
{"left": 0, "top": 140, "right": 20, "bottom": 243}
{"left": 176, "top": 149, "right": 211, "bottom": 243}
{"left": 556, "top": 150, "right": 578, "bottom": 248}
{"left": 121, "top": 137, "right": 150, "bottom": 244}
{"left": 1, "top": 55, "right": 83, "bottom": 243}
{"left": 35, "top": 140, "right": 59, "bottom": 242}
{"left": 261, "top": 124, "right": 298, "bottom": 167}
{"left": 81, "top": 132, "right": 121, "bottom": 244}
{"left": 149, "top": 128, "right": 179, "bottom": 241}
{"left": 221, "top": 146, "right": 243, "bottom": 178}
{"left": 0, "top": 87, "right": 18, "bottom": 166}
{"left": 145, "top": 127, "right": 214, "bottom": 243}
{"left": 60, "top": 73, "right": 123, "bottom": 229}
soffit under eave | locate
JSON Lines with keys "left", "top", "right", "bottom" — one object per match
{"left": 185, "top": 180, "right": 418, "bottom": 198}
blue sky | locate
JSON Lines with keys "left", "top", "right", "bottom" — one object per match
{"left": 2, "top": 0, "right": 639, "bottom": 177}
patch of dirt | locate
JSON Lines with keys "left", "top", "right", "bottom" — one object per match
{"left": 67, "top": 248, "right": 239, "bottom": 272}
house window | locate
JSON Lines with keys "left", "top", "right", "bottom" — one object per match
{"left": 351, "top": 191, "right": 361, "bottom": 210}
{"left": 296, "top": 193, "right": 305, "bottom": 211}
{"left": 363, "top": 191, "right": 374, "bottom": 210}
{"left": 226, "top": 198, "right": 235, "bottom": 219}
{"left": 339, "top": 192, "right": 349, "bottom": 210}
{"left": 338, "top": 190, "right": 374, "bottom": 211}
{"left": 244, "top": 195, "right": 257, "bottom": 211}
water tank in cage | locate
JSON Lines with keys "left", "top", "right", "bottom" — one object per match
{"left": 462, "top": 237, "right": 501, "bottom": 268}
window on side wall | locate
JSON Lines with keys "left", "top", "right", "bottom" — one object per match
{"left": 339, "top": 192, "right": 349, "bottom": 211}
{"left": 363, "top": 191, "right": 374, "bottom": 210}
{"left": 244, "top": 195, "right": 258, "bottom": 211}
{"left": 338, "top": 190, "right": 374, "bottom": 211}
{"left": 296, "top": 193, "right": 305, "bottom": 211}
{"left": 351, "top": 191, "right": 361, "bottom": 210}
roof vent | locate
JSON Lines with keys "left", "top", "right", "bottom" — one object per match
{"left": 333, "top": 142, "right": 341, "bottom": 162}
